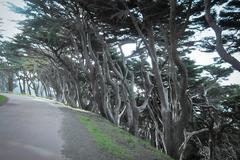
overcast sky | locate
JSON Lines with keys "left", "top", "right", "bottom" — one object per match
{"left": 0, "top": 0, "right": 25, "bottom": 39}
{"left": 0, "top": 0, "right": 239, "bottom": 85}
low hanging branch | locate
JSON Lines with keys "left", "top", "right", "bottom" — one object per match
{"left": 179, "top": 128, "right": 209, "bottom": 160}
{"left": 204, "top": 0, "right": 240, "bottom": 72}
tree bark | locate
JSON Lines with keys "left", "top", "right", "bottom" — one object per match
{"left": 7, "top": 72, "right": 14, "bottom": 93}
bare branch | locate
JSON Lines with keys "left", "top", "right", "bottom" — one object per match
{"left": 204, "top": 0, "right": 240, "bottom": 72}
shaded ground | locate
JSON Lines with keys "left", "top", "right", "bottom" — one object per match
{"left": 0, "top": 94, "right": 172, "bottom": 160}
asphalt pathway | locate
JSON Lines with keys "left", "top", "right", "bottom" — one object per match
{"left": 0, "top": 94, "right": 114, "bottom": 160}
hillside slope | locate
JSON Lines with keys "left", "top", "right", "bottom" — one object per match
{"left": 76, "top": 111, "right": 173, "bottom": 160}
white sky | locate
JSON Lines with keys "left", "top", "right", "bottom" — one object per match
{"left": 0, "top": 0, "right": 239, "bottom": 85}
{"left": 0, "top": 0, "right": 25, "bottom": 39}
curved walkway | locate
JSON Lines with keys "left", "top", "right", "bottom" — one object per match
{"left": 0, "top": 94, "right": 113, "bottom": 160}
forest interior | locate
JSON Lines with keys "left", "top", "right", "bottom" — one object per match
{"left": 0, "top": 0, "right": 240, "bottom": 160}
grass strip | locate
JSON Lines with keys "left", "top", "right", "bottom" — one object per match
{"left": 0, "top": 95, "right": 7, "bottom": 106}
{"left": 79, "top": 114, "right": 132, "bottom": 159}
{"left": 78, "top": 113, "right": 173, "bottom": 160}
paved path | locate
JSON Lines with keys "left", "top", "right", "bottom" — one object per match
{"left": 0, "top": 94, "right": 113, "bottom": 160}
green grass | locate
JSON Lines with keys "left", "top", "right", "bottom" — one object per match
{"left": 78, "top": 112, "right": 173, "bottom": 160}
{"left": 79, "top": 115, "right": 131, "bottom": 159}
{"left": 0, "top": 95, "right": 7, "bottom": 106}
